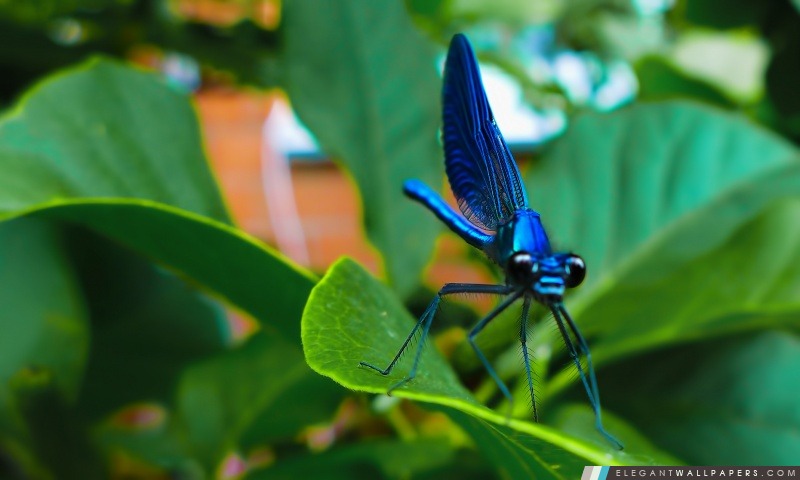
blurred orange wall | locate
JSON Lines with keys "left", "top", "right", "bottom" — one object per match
{"left": 195, "top": 88, "right": 493, "bottom": 290}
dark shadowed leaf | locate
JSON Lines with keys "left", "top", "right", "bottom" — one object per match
{"left": 175, "top": 332, "right": 343, "bottom": 469}
{"left": 0, "top": 219, "right": 89, "bottom": 478}
{"left": 522, "top": 102, "right": 800, "bottom": 371}
{"left": 63, "top": 229, "right": 229, "bottom": 422}
{"left": 635, "top": 56, "right": 734, "bottom": 107}
{"left": 246, "top": 438, "right": 456, "bottom": 480}
{"left": 602, "top": 330, "right": 800, "bottom": 465}
{"left": 11, "top": 368, "right": 105, "bottom": 479}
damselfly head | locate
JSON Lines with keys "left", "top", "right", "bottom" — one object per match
{"left": 507, "top": 252, "right": 587, "bottom": 300}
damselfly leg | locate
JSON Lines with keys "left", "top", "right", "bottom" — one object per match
{"left": 551, "top": 304, "right": 623, "bottom": 450}
{"left": 359, "top": 283, "right": 512, "bottom": 394}
{"left": 466, "top": 292, "right": 523, "bottom": 417}
{"left": 519, "top": 296, "right": 537, "bottom": 421}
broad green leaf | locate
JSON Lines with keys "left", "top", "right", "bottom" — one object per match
{"left": 0, "top": 58, "right": 314, "bottom": 343}
{"left": 524, "top": 102, "right": 800, "bottom": 368}
{"left": 303, "top": 258, "right": 659, "bottom": 468}
{"left": 303, "top": 259, "right": 474, "bottom": 403}
{"left": 532, "top": 102, "right": 796, "bottom": 289}
{"left": 561, "top": 200, "right": 800, "bottom": 366}
{"left": 175, "top": 332, "right": 343, "bottom": 469}
{"left": 0, "top": 58, "right": 228, "bottom": 223}
{"left": 247, "top": 438, "right": 456, "bottom": 480}
{"left": 602, "top": 330, "right": 800, "bottom": 465}
{"left": 283, "top": 0, "right": 442, "bottom": 298}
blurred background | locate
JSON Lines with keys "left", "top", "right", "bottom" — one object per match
{"left": 2, "top": 0, "right": 800, "bottom": 478}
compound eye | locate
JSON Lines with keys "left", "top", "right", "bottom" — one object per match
{"left": 564, "top": 254, "right": 586, "bottom": 288}
{"left": 508, "top": 252, "right": 535, "bottom": 284}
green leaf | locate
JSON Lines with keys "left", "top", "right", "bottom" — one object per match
{"left": 602, "top": 330, "right": 800, "bottom": 465}
{"left": 303, "top": 258, "right": 658, "bottom": 468}
{"left": 525, "top": 102, "right": 800, "bottom": 367}
{"left": 564, "top": 200, "right": 800, "bottom": 365}
{"left": 0, "top": 58, "right": 315, "bottom": 342}
{"left": 0, "top": 58, "right": 228, "bottom": 222}
{"left": 282, "top": 0, "right": 442, "bottom": 298}
{"left": 11, "top": 368, "right": 105, "bottom": 479}
{"left": 175, "top": 332, "right": 343, "bottom": 468}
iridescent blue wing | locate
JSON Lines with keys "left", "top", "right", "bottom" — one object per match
{"left": 442, "top": 34, "right": 528, "bottom": 231}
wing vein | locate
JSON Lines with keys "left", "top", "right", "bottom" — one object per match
{"left": 442, "top": 34, "right": 529, "bottom": 231}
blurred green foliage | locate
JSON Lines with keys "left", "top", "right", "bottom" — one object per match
{"left": 282, "top": 0, "right": 442, "bottom": 298}
{"left": 1, "top": 0, "right": 800, "bottom": 478}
